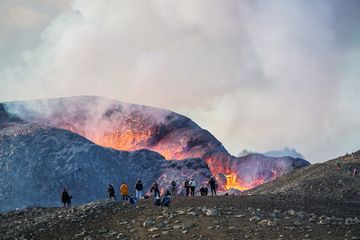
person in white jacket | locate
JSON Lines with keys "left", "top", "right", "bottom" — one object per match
{"left": 189, "top": 178, "right": 196, "bottom": 196}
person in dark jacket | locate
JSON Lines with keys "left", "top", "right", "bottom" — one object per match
{"left": 108, "top": 184, "right": 116, "bottom": 200}
{"left": 184, "top": 179, "right": 190, "bottom": 196}
{"left": 208, "top": 177, "right": 217, "bottom": 196}
{"left": 61, "top": 188, "right": 72, "bottom": 207}
{"left": 150, "top": 181, "right": 160, "bottom": 199}
{"left": 135, "top": 179, "right": 143, "bottom": 200}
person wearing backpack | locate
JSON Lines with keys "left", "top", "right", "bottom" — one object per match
{"left": 184, "top": 179, "right": 190, "bottom": 196}
{"left": 208, "top": 176, "right": 217, "bottom": 196}
{"left": 135, "top": 179, "right": 143, "bottom": 200}
{"left": 170, "top": 179, "right": 177, "bottom": 197}
{"left": 189, "top": 178, "right": 196, "bottom": 196}
{"left": 120, "top": 182, "right": 129, "bottom": 201}
{"left": 108, "top": 184, "right": 116, "bottom": 200}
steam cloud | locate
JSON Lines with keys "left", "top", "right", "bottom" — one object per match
{"left": 1, "top": 0, "right": 360, "bottom": 162}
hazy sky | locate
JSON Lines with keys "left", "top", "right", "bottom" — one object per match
{"left": 1, "top": 0, "right": 359, "bottom": 163}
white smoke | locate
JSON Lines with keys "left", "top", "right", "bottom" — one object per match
{"left": 1, "top": 0, "right": 359, "bottom": 162}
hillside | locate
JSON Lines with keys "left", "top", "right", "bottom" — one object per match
{"left": 249, "top": 151, "right": 360, "bottom": 201}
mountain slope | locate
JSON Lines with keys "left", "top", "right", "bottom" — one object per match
{"left": 3, "top": 96, "right": 310, "bottom": 191}
{"left": 249, "top": 151, "right": 360, "bottom": 201}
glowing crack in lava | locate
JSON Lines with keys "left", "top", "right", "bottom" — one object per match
{"left": 4, "top": 96, "right": 310, "bottom": 191}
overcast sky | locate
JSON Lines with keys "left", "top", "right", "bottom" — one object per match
{"left": 1, "top": 0, "right": 359, "bottom": 163}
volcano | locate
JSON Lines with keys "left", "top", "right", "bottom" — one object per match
{"left": 3, "top": 96, "right": 309, "bottom": 189}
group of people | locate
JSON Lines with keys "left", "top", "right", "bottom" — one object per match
{"left": 198, "top": 176, "right": 217, "bottom": 196}
{"left": 61, "top": 176, "right": 218, "bottom": 208}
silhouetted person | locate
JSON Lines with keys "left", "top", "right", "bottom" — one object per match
{"left": 120, "top": 182, "right": 129, "bottom": 201}
{"left": 184, "top": 179, "right": 190, "bottom": 196}
{"left": 135, "top": 179, "right": 143, "bottom": 200}
{"left": 208, "top": 176, "right": 217, "bottom": 196}
{"left": 151, "top": 181, "right": 160, "bottom": 198}
{"left": 108, "top": 184, "right": 115, "bottom": 200}
{"left": 61, "top": 188, "right": 72, "bottom": 207}
{"left": 200, "top": 186, "right": 208, "bottom": 196}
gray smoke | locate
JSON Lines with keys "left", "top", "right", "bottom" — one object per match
{"left": 1, "top": 0, "right": 359, "bottom": 162}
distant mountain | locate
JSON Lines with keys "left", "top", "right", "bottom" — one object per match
{"left": 238, "top": 147, "right": 305, "bottom": 159}
{"left": 264, "top": 147, "right": 304, "bottom": 159}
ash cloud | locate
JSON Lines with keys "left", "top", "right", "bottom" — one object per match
{"left": 1, "top": 0, "right": 360, "bottom": 162}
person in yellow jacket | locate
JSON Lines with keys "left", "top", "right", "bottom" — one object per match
{"left": 120, "top": 182, "right": 129, "bottom": 201}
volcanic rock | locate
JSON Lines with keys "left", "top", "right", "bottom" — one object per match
{"left": 3, "top": 96, "right": 309, "bottom": 192}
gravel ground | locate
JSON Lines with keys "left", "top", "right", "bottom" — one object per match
{"left": 1, "top": 194, "right": 360, "bottom": 240}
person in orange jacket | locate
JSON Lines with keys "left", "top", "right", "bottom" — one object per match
{"left": 120, "top": 182, "right": 129, "bottom": 201}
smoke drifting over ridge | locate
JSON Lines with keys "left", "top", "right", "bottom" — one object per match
{"left": 1, "top": 0, "right": 360, "bottom": 162}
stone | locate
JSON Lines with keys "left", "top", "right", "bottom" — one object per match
{"left": 258, "top": 220, "right": 270, "bottom": 226}
{"left": 182, "top": 222, "right": 195, "bottom": 230}
{"left": 177, "top": 210, "right": 186, "bottom": 215}
{"left": 293, "top": 221, "right": 302, "bottom": 226}
{"left": 268, "top": 219, "right": 279, "bottom": 227}
{"left": 148, "top": 227, "right": 159, "bottom": 232}
{"left": 206, "top": 209, "right": 219, "bottom": 217}
{"left": 288, "top": 210, "right": 296, "bottom": 216}
{"left": 74, "top": 231, "right": 86, "bottom": 238}
{"left": 116, "top": 233, "right": 125, "bottom": 239}
{"left": 173, "top": 225, "right": 182, "bottom": 230}
{"left": 98, "top": 228, "right": 108, "bottom": 234}
{"left": 235, "top": 215, "right": 245, "bottom": 218}
{"left": 249, "top": 216, "right": 261, "bottom": 222}
{"left": 143, "top": 220, "right": 155, "bottom": 227}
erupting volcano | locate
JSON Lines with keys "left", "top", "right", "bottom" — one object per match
{"left": 3, "top": 96, "right": 309, "bottom": 192}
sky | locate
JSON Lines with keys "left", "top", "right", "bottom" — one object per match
{"left": 0, "top": 0, "right": 359, "bottom": 163}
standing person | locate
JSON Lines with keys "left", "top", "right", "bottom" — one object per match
{"left": 184, "top": 179, "right": 190, "bottom": 196}
{"left": 189, "top": 178, "right": 196, "bottom": 196}
{"left": 120, "top": 182, "right": 129, "bottom": 201}
{"left": 353, "top": 168, "right": 358, "bottom": 176}
{"left": 61, "top": 188, "right": 72, "bottom": 207}
{"left": 108, "top": 184, "right": 116, "bottom": 200}
{"left": 170, "top": 179, "right": 177, "bottom": 197}
{"left": 336, "top": 159, "right": 341, "bottom": 171}
{"left": 150, "top": 181, "right": 160, "bottom": 199}
{"left": 135, "top": 179, "right": 143, "bottom": 200}
{"left": 208, "top": 176, "right": 217, "bottom": 196}
{"left": 349, "top": 166, "right": 353, "bottom": 176}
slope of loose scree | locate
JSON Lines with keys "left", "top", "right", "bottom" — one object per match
{"left": 249, "top": 151, "right": 360, "bottom": 201}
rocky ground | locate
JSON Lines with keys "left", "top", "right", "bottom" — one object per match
{"left": 1, "top": 194, "right": 360, "bottom": 240}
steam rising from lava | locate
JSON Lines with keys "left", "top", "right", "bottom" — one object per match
{"left": 4, "top": 96, "right": 309, "bottom": 191}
